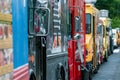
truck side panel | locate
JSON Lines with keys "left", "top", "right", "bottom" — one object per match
{"left": 12, "top": 0, "right": 28, "bottom": 79}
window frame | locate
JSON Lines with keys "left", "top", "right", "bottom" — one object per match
{"left": 86, "top": 13, "right": 91, "bottom": 34}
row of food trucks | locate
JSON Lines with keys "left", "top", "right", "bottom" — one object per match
{"left": 0, "top": 0, "right": 112, "bottom": 80}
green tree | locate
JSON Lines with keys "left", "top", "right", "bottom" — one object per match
{"left": 95, "top": 0, "right": 120, "bottom": 28}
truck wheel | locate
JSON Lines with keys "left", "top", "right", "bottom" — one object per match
{"left": 104, "top": 57, "right": 108, "bottom": 62}
{"left": 104, "top": 52, "right": 108, "bottom": 62}
{"left": 30, "top": 73, "right": 36, "bottom": 80}
{"left": 89, "top": 70, "right": 92, "bottom": 80}
{"left": 56, "top": 65, "right": 65, "bottom": 80}
{"left": 60, "top": 67, "right": 65, "bottom": 80}
{"left": 111, "top": 50, "right": 113, "bottom": 54}
{"left": 86, "top": 63, "right": 93, "bottom": 80}
{"left": 94, "top": 67, "right": 98, "bottom": 74}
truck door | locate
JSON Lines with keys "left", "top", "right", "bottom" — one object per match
{"left": 28, "top": 0, "right": 50, "bottom": 80}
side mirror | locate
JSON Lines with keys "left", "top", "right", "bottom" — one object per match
{"left": 74, "top": 33, "right": 80, "bottom": 40}
{"left": 29, "top": 7, "right": 50, "bottom": 36}
{"left": 34, "top": 7, "right": 50, "bottom": 35}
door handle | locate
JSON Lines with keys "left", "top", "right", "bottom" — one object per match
{"left": 41, "top": 37, "right": 46, "bottom": 47}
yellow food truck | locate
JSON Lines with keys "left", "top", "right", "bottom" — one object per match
{"left": 99, "top": 17, "right": 109, "bottom": 62}
{"left": 85, "top": 4, "right": 100, "bottom": 75}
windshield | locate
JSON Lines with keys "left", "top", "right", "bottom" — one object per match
{"left": 86, "top": 14, "right": 91, "bottom": 34}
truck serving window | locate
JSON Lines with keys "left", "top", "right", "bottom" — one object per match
{"left": 86, "top": 13, "right": 91, "bottom": 34}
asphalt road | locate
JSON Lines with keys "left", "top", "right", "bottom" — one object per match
{"left": 93, "top": 48, "right": 120, "bottom": 80}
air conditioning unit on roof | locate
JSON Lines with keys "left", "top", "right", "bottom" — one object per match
{"left": 99, "top": 9, "right": 109, "bottom": 18}
{"left": 85, "top": 0, "right": 97, "bottom": 4}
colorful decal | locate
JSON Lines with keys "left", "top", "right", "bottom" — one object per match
{"left": 0, "top": 0, "right": 12, "bottom": 14}
{"left": 52, "top": 0, "right": 62, "bottom": 53}
{"left": 0, "top": 0, "right": 12, "bottom": 79}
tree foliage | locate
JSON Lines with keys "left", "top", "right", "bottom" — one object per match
{"left": 95, "top": 0, "right": 120, "bottom": 28}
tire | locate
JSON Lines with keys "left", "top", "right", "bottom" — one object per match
{"left": 91, "top": 57, "right": 98, "bottom": 74}
{"left": 82, "top": 69, "right": 89, "bottom": 80}
{"left": 104, "top": 52, "right": 108, "bottom": 62}
{"left": 108, "top": 50, "right": 111, "bottom": 56}
{"left": 94, "top": 67, "right": 98, "bottom": 74}
{"left": 111, "top": 50, "right": 113, "bottom": 54}
{"left": 60, "top": 67, "right": 65, "bottom": 80}
{"left": 82, "top": 67, "right": 92, "bottom": 80}
{"left": 30, "top": 73, "right": 36, "bottom": 80}
{"left": 89, "top": 70, "right": 92, "bottom": 80}
{"left": 57, "top": 66, "right": 65, "bottom": 80}
{"left": 97, "top": 62, "right": 100, "bottom": 70}
{"left": 86, "top": 63, "right": 93, "bottom": 80}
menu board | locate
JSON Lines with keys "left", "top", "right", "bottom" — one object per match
{"left": 0, "top": 0, "right": 13, "bottom": 79}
